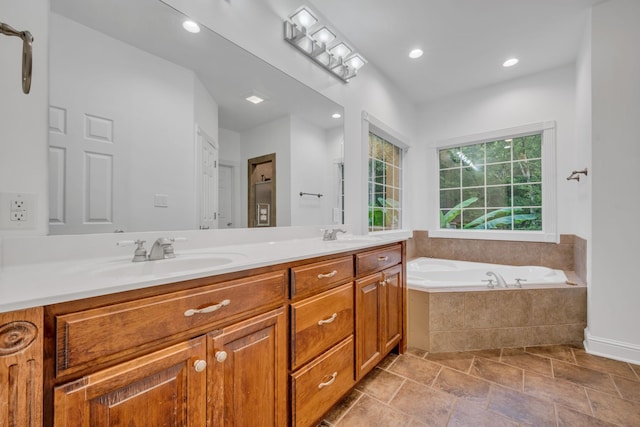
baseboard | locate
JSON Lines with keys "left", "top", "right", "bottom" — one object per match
{"left": 584, "top": 327, "right": 640, "bottom": 364}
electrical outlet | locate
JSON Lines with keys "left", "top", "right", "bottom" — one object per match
{"left": 0, "top": 192, "right": 36, "bottom": 229}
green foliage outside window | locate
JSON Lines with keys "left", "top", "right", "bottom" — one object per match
{"left": 439, "top": 134, "right": 542, "bottom": 231}
{"left": 368, "top": 133, "right": 402, "bottom": 231}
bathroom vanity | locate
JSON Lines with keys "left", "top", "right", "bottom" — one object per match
{"left": 0, "top": 236, "right": 406, "bottom": 426}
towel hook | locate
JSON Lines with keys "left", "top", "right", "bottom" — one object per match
{"left": 0, "top": 22, "right": 34, "bottom": 94}
{"left": 566, "top": 168, "right": 588, "bottom": 182}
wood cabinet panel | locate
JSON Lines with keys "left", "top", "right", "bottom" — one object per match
{"left": 55, "top": 270, "right": 285, "bottom": 376}
{"left": 53, "top": 336, "right": 207, "bottom": 427}
{"left": 355, "top": 245, "right": 402, "bottom": 277}
{"left": 381, "top": 264, "right": 403, "bottom": 355}
{"left": 290, "top": 336, "right": 355, "bottom": 427}
{"left": 208, "top": 308, "right": 287, "bottom": 427}
{"left": 291, "top": 256, "right": 353, "bottom": 297}
{"left": 0, "top": 307, "right": 43, "bottom": 427}
{"left": 355, "top": 275, "right": 381, "bottom": 379}
{"left": 290, "top": 283, "right": 354, "bottom": 370}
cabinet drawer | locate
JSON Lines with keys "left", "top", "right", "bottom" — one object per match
{"left": 55, "top": 270, "right": 286, "bottom": 376}
{"left": 355, "top": 245, "right": 402, "bottom": 277}
{"left": 291, "top": 256, "right": 353, "bottom": 297}
{"left": 290, "top": 283, "right": 353, "bottom": 370}
{"left": 291, "top": 336, "right": 355, "bottom": 427}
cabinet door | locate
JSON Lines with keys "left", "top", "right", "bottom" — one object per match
{"left": 355, "top": 274, "right": 382, "bottom": 380}
{"left": 208, "top": 308, "right": 286, "bottom": 427}
{"left": 53, "top": 336, "right": 207, "bottom": 426}
{"left": 381, "top": 264, "right": 403, "bottom": 355}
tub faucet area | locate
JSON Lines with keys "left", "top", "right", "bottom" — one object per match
{"left": 486, "top": 271, "right": 508, "bottom": 288}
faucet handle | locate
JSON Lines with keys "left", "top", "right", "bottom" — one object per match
{"left": 514, "top": 278, "right": 527, "bottom": 288}
{"left": 117, "top": 239, "right": 147, "bottom": 262}
{"left": 482, "top": 279, "right": 495, "bottom": 288}
{"left": 169, "top": 237, "right": 187, "bottom": 243}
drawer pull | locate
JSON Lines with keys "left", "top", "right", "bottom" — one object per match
{"left": 193, "top": 359, "right": 207, "bottom": 372}
{"left": 318, "top": 372, "right": 338, "bottom": 389}
{"left": 317, "top": 270, "right": 338, "bottom": 279}
{"left": 378, "top": 256, "right": 389, "bottom": 262}
{"left": 317, "top": 313, "right": 338, "bottom": 326}
{"left": 215, "top": 351, "right": 228, "bottom": 363}
{"left": 184, "top": 299, "right": 231, "bottom": 317}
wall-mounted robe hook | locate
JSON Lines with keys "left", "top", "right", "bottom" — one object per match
{"left": 0, "top": 22, "right": 34, "bottom": 94}
{"left": 566, "top": 168, "right": 588, "bottom": 182}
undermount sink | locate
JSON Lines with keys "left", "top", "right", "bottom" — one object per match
{"left": 88, "top": 253, "right": 246, "bottom": 278}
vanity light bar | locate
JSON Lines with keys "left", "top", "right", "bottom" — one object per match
{"left": 283, "top": 7, "right": 367, "bottom": 83}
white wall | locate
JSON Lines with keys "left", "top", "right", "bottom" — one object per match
{"left": 49, "top": 13, "right": 218, "bottom": 233}
{"left": 0, "top": 0, "right": 49, "bottom": 236}
{"left": 585, "top": 0, "right": 640, "bottom": 363}
{"left": 240, "top": 116, "right": 291, "bottom": 227}
{"left": 413, "top": 65, "right": 577, "bottom": 234}
{"left": 290, "top": 116, "right": 331, "bottom": 225}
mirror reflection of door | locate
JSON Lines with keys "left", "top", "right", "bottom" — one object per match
{"left": 197, "top": 126, "right": 218, "bottom": 230}
{"left": 248, "top": 154, "right": 276, "bottom": 227}
{"left": 218, "top": 163, "right": 236, "bottom": 228}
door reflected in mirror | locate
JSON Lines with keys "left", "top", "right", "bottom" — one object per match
{"left": 48, "top": 0, "right": 344, "bottom": 234}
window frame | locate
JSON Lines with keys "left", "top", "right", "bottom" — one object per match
{"left": 362, "top": 111, "right": 410, "bottom": 235}
{"left": 429, "top": 121, "right": 558, "bottom": 243}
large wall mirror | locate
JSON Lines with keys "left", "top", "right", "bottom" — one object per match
{"left": 48, "top": 0, "right": 345, "bottom": 234}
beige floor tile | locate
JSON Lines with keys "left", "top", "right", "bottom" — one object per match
{"left": 552, "top": 360, "right": 618, "bottom": 394}
{"left": 406, "top": 347, "right": 428, "bottom": 358}
{"left": 501, "top": 347, "right": 553, "bottom": 377}
{"left": 487, "top": 385, "right": 556, "bottom": 426}
{"left": 322, "top": 389, "right": 362, "bottom": 425}
{"left": 336, "top": 395, "right": 420, "bottom": 427}
{"left": 631, "top": 363, "right": 640, "bottom": 380}
{"left": 389, "top": 354, "right": 442, "bottom": 386}
{"left": 524, "top": 370, "right": 592, "bottom": 415}
{"left": 389, "top": 380, "right": 455, "bottom": 426}
{"left": 613, "top": 375, "right": 640, "bottom": 402}
{"left": 574, "top": 349, "right": 640, "bottom": 381}
{"left": 587, "top": 388, "right": 640, "bottom": 426}
{"left": 447, "top": 400, "right": 517, "bottom": 427}
{"left": 424, "top": 351, "right": 475, "bottom": 373}
{"left": 470, "top": 357, "right": 523, "bottom": 390}
{"left": 432, "top": 367, "right": 491, "bottom": 404}
{"left": 556, "top": 405, "right": 618, "bottom": 427}
{"left": 355, "top": 368, "right": 405, "bottom": 403}
{"left": 525, "top": 344, "right": 577, "bottom": 362}
{"left": 377, "top": 352, "right": 399, "bottom": 370}
{"left": 467, "top": 348, "right": 502, "bottom": 361}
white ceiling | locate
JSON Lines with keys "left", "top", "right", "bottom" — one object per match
{"left": 310, "top": 0, "right": 599, "bottom": 104}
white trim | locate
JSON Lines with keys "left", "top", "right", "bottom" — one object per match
{"left": 430, "top": 121, "right": 557, "bottom": 243}
{"left": 584, "top": 327, "right": 640, "bottom": 364}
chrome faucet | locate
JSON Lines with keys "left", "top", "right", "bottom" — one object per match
{"left": 148, "top": 237, "right": 177, "bottom": 260}
{"left": 486, "top": 271, "right": 508, "bottom": 288}
{"left": 322, "top": 228, "right": 346, "bottom": 241}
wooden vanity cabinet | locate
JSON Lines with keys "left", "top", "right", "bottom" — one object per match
{"left": 355, "top": 245, "right": 404, "bottom": 380}
{"left": 0, "top": 307, "right": 43, "bottom": 427}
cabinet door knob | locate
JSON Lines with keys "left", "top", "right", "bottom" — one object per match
{"left": 184, "top": 299, "right": 231, "bottom": 317}
{"left": 317, "top": 313, "right": 338, "bottom": 326}
{"left": 215, "top": 351, "right": 228, "bottom": 363}
{"left": 317, "top": 270, "right": 338, "bottom": 279}
{"left": 193, "top": 359, "right": 207, "bottom": 372}
{"left": 378, "top": 255, "right": 389, "bottom": 262}
{"left": 318, "top": 372, "right": 338, "bottom": 389}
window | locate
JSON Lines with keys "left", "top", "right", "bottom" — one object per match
{"left": 432, "top": 122, "right": 557, "bottom": 242}
{"left": 368, "top": 132, "right": 403, "bottom": 232}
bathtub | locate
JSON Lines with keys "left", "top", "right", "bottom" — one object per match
{"left": 407, "top": 257, "right": 568, "bottom": 292}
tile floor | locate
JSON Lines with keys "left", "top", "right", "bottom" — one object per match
{"left": 319, "top": 345, "right": 640, "bottom": 426}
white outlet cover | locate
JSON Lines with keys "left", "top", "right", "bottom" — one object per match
{"left": 0, "top": 192, "right": 36, "bottom": 229}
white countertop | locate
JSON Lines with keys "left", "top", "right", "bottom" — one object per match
{"left": 0, "top": 228, "right": 410, "bottom": 313}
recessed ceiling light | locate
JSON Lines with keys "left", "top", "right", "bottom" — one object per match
{"left": 409, "top": 48, "right": 423, "bottom": 59}
{"left": 245, "top": 95, "right": 264, "bottom": 104}
{"left": 503, "top": 58, "right": 519, "bottom": 67}
{"left": 182, "top": 20, "right": 200, "bottom": 34}
{"left": 332, "top": 113, "right": 342, "bottom": 119}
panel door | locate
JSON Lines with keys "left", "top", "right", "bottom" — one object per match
{"left": 197, "top": 126, "right": 218, "bottom": 230}
{"left": 53, "top": 336, "right": 207, "bottom": 427}
{"left": 218, "top": 163, "right": 235, "bottom": 228}
{"left": 355, "top": 273, "right": 382, "bottom": 380}
{"left": 208, "top": 308, "right": 286, "bottom": 427}
{"left": 381, "top": 264, "right": 403, "bottom": 355}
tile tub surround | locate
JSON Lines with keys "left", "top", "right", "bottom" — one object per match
{"left": 408, "top": 286, "right": 587, "bottom": 353}
{"left": 407, "top": 231, "right": 587, "bottom": 279}
{"left": 319, "top": 345, "right": 640, "bottom": 427}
